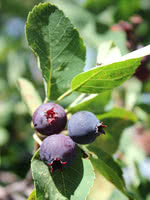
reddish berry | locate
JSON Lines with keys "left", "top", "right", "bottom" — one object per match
{"left": 40, "top": 134, "right": 76, "bottom": 172}
{"left": 32, "top": 103, "right": 67, "bottom": 136}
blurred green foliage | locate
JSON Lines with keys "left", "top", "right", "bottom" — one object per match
{"left": 0, "top": 0, "right": 150, "bottom": 199}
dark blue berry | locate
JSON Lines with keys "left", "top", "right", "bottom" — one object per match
{"left": 68, "top": 111, "right": 106, "bottom": 144}
{"left": 40, "top": 134, "right": 76, "bottom": 172}
{"left": 32, "top": 102, "right": 67, "bottom": 136}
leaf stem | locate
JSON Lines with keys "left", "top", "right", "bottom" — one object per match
{"left": 56, "top": 89, "right": 73, "bottom": 102}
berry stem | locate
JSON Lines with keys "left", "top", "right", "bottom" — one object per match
{"left": 33, "top": 133, "right": 42, "bottom": 146}
{"left": 44, "top": 97, "right": 49, "bottom": 103}
{"left": 56, "top": 89, "right": 72, "bottom": 102}
{"left": 67, "top": 93, "right": 86, "bottom": 112}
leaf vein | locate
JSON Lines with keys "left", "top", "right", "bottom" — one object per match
{"left": 51, "top": 32, "right": 76, "bottom": 63}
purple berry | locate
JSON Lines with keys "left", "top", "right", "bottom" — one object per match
{"left": 68, "top": 111, "right": 106, "bottom": 144}
{"left": 32, "top": 103, "right": 67, "bottom": 136}
{"left": 40, "top": 134, "right": 76, "bottom": 172}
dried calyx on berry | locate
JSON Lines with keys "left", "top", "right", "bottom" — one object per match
{"left": 40, "top": 134, "right": 76, "bottom": 172}
{"left": 68, "top": 111, "right": 106, "bottom": 144}
{"left": 32, "top": 102, "right": 67, "bottom": 136}
{"left": 96, "top": 121, "right": 107, "bottom": 134}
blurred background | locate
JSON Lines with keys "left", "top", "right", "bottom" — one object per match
{"left": 0, "top": 0, "right": 150, "bottom": 199}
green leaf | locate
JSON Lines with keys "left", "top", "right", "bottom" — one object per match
{"left": 71, "top": 57, "right": 141, "bottom": 94}
{"left": 17, "top": 78, "right": 42, "bottom": 115}
{"left": 48, "top": 0, "right": 95, "bottom": 32}
{"left": 87, "top": 146, "right": 134, "bottom": 200}
{"left": 91, "top": 107, "right": 138, "bottom": 154}
{"left": 84, "top": 0, "right": 114, "bottom": 15}
{"left": 26, "top": 3, "right": 86, "bottom": 100}
{"left": 108, "top": 189, "right": 128, "bottom": 200}
{"left": 7, "top": 51, "right": 26, "bottom": 86}
{"left": 0, "top": 127, "right": 9, "bottom": 147}
{"left": 137, "top": 103, "right": 150, "bottom": 114}
{"left": 0, "top": 101, "right": 13, "bottom": 126}
{"left": 119, "top": 0, "right": 140, "bottom": 20}
{"left": 67, "top": 91, "right": 111, "bottom": 114}
{"left": 28, "top": 189, "right": 36, "bottom": 200}
{"left": 47, "top": 0, "right": 100, "bottom": 48}
{"left": 125, "top": 78, "right": 142, "bottom": 110}
{"left": 97, "top": 40, "right": 121, "bottom": 65}
{"left": 102, "top": 30, "right": 129, "bottom": 55}
{"left": 31, "top": 148, "right": 95, "bottom": 200}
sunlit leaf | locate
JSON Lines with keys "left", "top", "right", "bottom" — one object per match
{"left": 71, "top": 58, "right": 141, "bottom": 94}
{"left": 17, "top": 78, "right": 42, "bottom": 115}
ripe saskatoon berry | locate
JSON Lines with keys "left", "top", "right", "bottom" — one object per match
{"left": 68, "top": 111, "right": 106, "bottom": 144}
{"left": 40, "top": 134, "right": 76, "bottom": 172}
{"left": 32, "top": 102, "right": 67, "bottom": 136}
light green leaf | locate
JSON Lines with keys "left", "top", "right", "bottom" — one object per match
{"left": 26, "top": 3, "right": 86, "bottom": 100}
{"left": 102, "top": 30, "right": 128, "bottom": 55}
{"left": 119, "top": 44, "right": 150, "bottom": 61}
{"left": 67, "top": 91, "right": 111, "bottom": 114}
{"left": 7, "top": 51, "right": 26, "bottom": 86}
{"left": 88, "top": 146, "right": 134, "bottom": 200}
{"left": 71, "top": 57, "right": 142, "bottom": 94}
{"left": 0, "top": 127, "right": 9, "bottom": 147}
{"left": 72, "top": 44, "right": 150, "bottom": 94}
{"left": 108, "top": 189, "right": 128, "bottom": 200}
{"left": 31, "top": 148, "right": 95, "bottom": 200}
{"left": 125, "top": 78, "right": 142, "bottom": 110}
{"left": 28, "top": 189, "right": 36, "bottom": 200}
{"left": 91, "top": 107, "right": 138, "bottom": 154}
{"left": 17, "top": 78, "right": 42, "bottom": 115}
{"left": 97, "top": 41, "right": 121, "bottom": 65}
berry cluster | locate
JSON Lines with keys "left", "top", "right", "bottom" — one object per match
{"left": 33, "top": 102, "right": 106, "bottom": 172}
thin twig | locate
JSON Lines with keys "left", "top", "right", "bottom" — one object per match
{"left": 33, "top": 133, "right": 42, "bottom": 146}
{"left": 56, "top": 89, "right": 72, "bottom": 102}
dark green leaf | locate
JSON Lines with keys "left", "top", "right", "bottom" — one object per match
{"left": 136, "top": 103, "right": 150, "bottom": 114}
{"left": 26, "top": 3, "right": 86, "bottom": 100}
{"left": 0, "top": 101, "right": 13, "bottom": 126}
{"left": 47, "top": 0, "right": 101, "bottom": 48}
{"left": 84, "top": 0, "right": 115, "bottom": 15}
{"left": 87, "top": 146, "right": 134, "bottom": 199}
{"left": 48, "top": 0, "right": 95, "bottom": 32}
{"left": 92, "top": 107, "right": 137, "bottom": 154}
{"left": 31, "top": 148, "right": 95, "bottom": 200}
{"left": 119, "top": 0, "right": 141, "bottom": 20}
{"left": 71, "top": 58, "right": 141, "bottom": 94}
